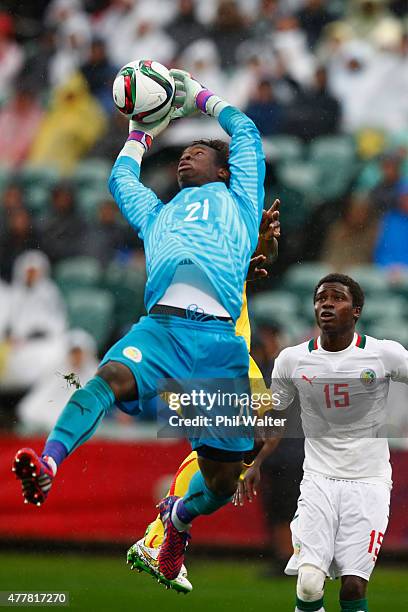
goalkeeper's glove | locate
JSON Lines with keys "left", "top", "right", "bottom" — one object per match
{"left": 170, "top": 69, "right": 229, "bottom": 119}
{"left": 127, "top": 112, "right": 173, "bottom": 152}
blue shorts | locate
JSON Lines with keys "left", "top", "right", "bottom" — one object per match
{"left": 100, "top": 314, "right": 252, "bottom": 453}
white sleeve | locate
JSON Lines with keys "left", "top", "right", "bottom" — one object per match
{"left": 270, "top": 347, "right": 297, "bottom": 411}
{"left": 380, "top": 339, "right": 408, "bottom": 383}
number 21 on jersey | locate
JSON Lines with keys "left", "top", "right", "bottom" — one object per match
{"left": 184, "top": 199, "right": 209, "bottom": 222}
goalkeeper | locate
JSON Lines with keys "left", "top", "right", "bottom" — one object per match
{"left": 127, "top": 203, "right": 281, "bottom": 594}
{"left": 13, "top": 70, "right": 265, "bottom": 582}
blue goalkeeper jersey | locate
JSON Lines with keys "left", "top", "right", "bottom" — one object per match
{"left": 108, "top": 106, "right": 265, "bottom": 322}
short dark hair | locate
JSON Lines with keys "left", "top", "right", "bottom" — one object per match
{"left": 189, "top": 139, "right": 229, "bottom": 170}
{"left": 313, "top": 273, "right": 365, "bottom": 310}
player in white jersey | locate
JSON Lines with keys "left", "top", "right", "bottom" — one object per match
{"left": 237, "top": 273, "right": 408, "bottom": 612}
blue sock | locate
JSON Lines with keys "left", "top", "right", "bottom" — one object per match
{"left": 44, "top": 376, "right": 115, "bottom": 459}
{"left": 42, "top": 440, "right": 68, "bottom": 467}
{"left": 176, "top": 470, "right": 233, "bottom": 523}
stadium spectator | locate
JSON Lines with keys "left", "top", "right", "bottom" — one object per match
{"left": 39, "top": 181, "right": 89, "bottom": 265}
{"left": 91, "top": 0, "right": 134, "bottom": 64}
{"left": 29, "top": 72, "right": 107, "bottom": 174}
{"left": 166, "top": 0, "right": 208, "bottom": 56}
{"left": 46, "top": 0, "right": 92, "bottom": 86}
{"left": 366, "top": 28, "right": 408, "bottom": 133}
{"left": 297, "top": 0, "right": 335, "bottom": 50}
{"left": 0, "top": 84, "right": 44, "bottom": 169}
{"left": 0, "top": 208, "right": 40, "bottom": 282}
{"left": 327, "top": 39, "right": 376, "bottom": 133}
{"left": 273, "top": 16, "right": 315, "bottom": 85}
{"left": 1, "top": 0, "right": 50, "bottom": 32}
{"left": 328, "top": 34, "right": 408, "bottom": 133}
{"left": 179, "top": 39, "right": 227, "bottom": 100}
{"left": 19, "top": 28, "right": 57, "bottom": 93}
{"left": 88, "top": 109, "right": 128, "bottom": 162}
{"left": 105, "top": 11, "right": 176, "bottom": 69}
{"left": 236, "top": 1, "right": 280, "bottom": 71}
{"left": 85, "top": 199, "right": 143, "bottom": 267}
{"left": 320, "top": 194, "right": 378, "bottom": 271}
{"left": 316, "top": 19, "right": 354, "bottom": 67}
{"left": 18, "top": 329, "right": 98, "bottom": 432}
{"left": 0, "top": 12, "right": 24, "bottom": 103}
{"left": 284, "top": 65, "right": 341, "bottom": 141}
{"left": 254, "top": 321, "right": 286, "bottom": 365}
{"left": 245, "top": 79, "right": 284, "bottom": 137}
{"left": 246, "top": 0, "right": 280, "bottom": 43}
{"left": 227, "top": 53, "right": 271, "bottom": 109}
{"left": 370, "top": 151, "right": 405, "bottom": 215}
{"left": 345, "top": 0, "right": 402, "bottom": 48}
{"left": 80, "top": 37, "right": 116, "bottom": 113}
{"left": 209, "top": 0, "right": 249, "bottom": 70}
{"left": 0, "top": 184, "right": 25, "bottom": 235}
{"left": 126, "top": 19, "right": 175, "bottom": 68}
{"left": 0, "top": 250, "right": 66, "bottom": 392}
{"left": 374, "top": 180, "right": 408, "bottom": 269}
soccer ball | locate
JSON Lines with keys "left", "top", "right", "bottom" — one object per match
{"left": 112, "top": 59, "right": 175, "bottom": 123}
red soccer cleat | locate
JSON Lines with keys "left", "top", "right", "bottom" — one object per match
{"left": 12, "top": 448, "right": 55, "bottom": 507}
{"left": 158, "top": 496, "right": 191, "bottom": 580}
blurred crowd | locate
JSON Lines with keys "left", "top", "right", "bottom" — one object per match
{"left": 0, "top": 0, "right": 407, "bottom": 162}
{"left": 0, "top": 0, "right": 408, "bottom": 436}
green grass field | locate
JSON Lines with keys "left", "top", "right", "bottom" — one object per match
{"left": 0, "top": 552, "right": 407, "bottom": 611}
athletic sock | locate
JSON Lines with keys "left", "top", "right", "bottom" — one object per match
{"left": 173, "top": 470, "right": 233, "bottom": 527}
{"left": 144, "top": 452, "right": 200, "bottom": 547}
{"left": 296, "top": 597, "right": 325, "bottom": 611}
{"left": 340, "top": 599, "right": 368, "bottom": 612}
{"left": 42, "top": 440, "right": 67, "bottom": 468}
{"left": 43, "top": 376, "right": 115, "bottom": 461}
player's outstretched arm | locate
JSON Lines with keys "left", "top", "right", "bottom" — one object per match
{"left": 233, "top": 438, "right": 281, "bottom": 507}
{"left": 257, "top": 199, "right": 280, "bottom": 262}
{"left": 246, "top": 199, "right": 281, "bottom": 282}
{"left": 108, "top": 114, "right": 171, "bottom": 239}
{"left": 171, "top": 69, "right": 265, "bottom": 243}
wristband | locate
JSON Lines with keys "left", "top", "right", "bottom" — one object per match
{"left": 127, "top": 130, "right": 153, "bottom": 151}
{"left": 205, "top": 96, "right": 229, "bottom": 117}
{"left": 195, "top": 89, "right": 214, "bottom": 114}
{"left": 241, "top": 461, "right": 255, "bottom": 475}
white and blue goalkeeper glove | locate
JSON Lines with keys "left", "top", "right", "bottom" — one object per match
{"left": 118, "top": 112, "right": 174, "bottom": 164}
{"left": 127, "top": 112, "right": 174, "bottom": 152}
{"left": 170, "top": 69, "right": 229, "bottom": 119}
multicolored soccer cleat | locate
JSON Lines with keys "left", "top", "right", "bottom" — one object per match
{"left": 12, "top": 448, "right": 56, "bottom": 506}
{"left": 127, "top": 538, "right": 192, "bottom": 594}
{"left": 158, "top": 496, "right": 191, "bottom": 581}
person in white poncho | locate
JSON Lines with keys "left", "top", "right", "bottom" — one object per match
{"left": 18, "top": 329, "right": 98, "bottom": 432}
{"left": 0, "top": 250, "right": 66, "bottom": 392}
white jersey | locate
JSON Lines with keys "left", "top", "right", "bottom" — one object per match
{"left": 271, "top": 333, "right": 408, "bottom": 484}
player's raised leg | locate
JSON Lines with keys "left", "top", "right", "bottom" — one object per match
{"left": 13, "top": 361, "right": 136, "bottom": 505}
{"left": 127, "top": 451, "right": 199, "bottom": 593}
{"left": 158, "top": 445, "right": 244, "bottom": 580}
